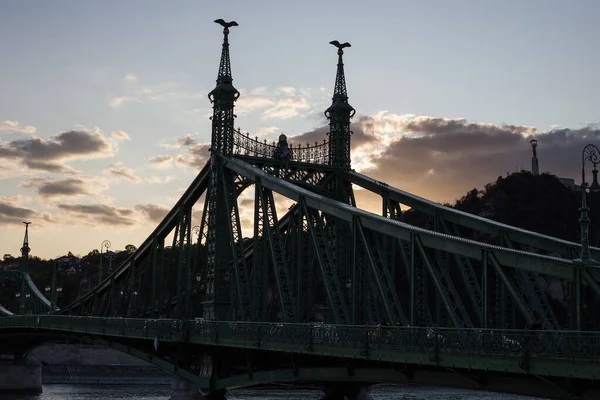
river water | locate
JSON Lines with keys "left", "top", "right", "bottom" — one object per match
{"left": 0, "top": 385, "right": 544, "bottom": 400}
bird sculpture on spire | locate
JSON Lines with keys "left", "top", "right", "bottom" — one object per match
{"left": 214, "top": 19, "right": 238, "bottom": 34}
{"left": 329, "top": 40, "right": 351, "bottom": 55}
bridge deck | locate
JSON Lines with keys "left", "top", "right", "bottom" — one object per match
{"left": 1, "top": 316, "right": 598, "bottom": 381}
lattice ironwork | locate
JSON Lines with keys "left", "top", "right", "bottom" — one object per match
{"left": 233, "top": 130, "right": 329, "bottom": 164}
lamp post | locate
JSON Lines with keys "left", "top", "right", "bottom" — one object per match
{"left": 99, "top": 240, "right": 111, "bottom": 285}
{"left": 105, "top": 251, "right": 116, "bottom": 274}
{"left": 576, "top": 144, "right": 600, "bottom": 264}
{"left": 45, "top": 261, "right": 61, "bottom": 310}
{"left": 572, "top": 144, "right": 600, "bottom": 331}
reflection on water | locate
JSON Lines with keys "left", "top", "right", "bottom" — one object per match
{"left": 0, "top": 384, "right": 546, "bottom": 400}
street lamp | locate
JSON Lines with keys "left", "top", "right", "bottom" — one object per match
{"left": 99, "top": 240, "right": 111, "bottom": 285}
{"left": 105, "top": 251, "right": 116, "bottom": 274}
{"left": 571, "top": 144, "right": 600, "bottom": 331}
{"left": 576, "top": 144, "right": 600, "bottom": 264}
{"left": 48, "top": 261, "right": 61, "bottom": 309}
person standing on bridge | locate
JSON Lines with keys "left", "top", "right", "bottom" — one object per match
{"left": 273, "top": 134, "right": 293, "bottom": 163}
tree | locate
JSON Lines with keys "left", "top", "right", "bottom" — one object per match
{"left": 125, "top": 244, "right": 137, "bottom": 253}
{"left": 3, "top": 254, "right": 13, "bottom": 261}
{"left": 88, "top": 249, "right": 100, "bottom": 257}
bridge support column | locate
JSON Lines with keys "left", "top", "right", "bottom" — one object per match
{"left": 322, "top": 384, "right": 373, "bottom": 400}
{"left": 169, "top": 378, "right": 202, "bottom": 400}
{"left": 0, "top": 356, "right": 42, "bottom": 394}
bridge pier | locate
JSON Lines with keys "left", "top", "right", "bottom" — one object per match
{"left": 169, "top": 378, "right": 227, "bottom": 400}
{"left": 169, "top": 378, "right": 202, "bottom": 400}
{"left": 322, "top": 384, "right": 373, "bottom": 400}
{"left": 0, "top": 356, "right": 42, "bottom": 394}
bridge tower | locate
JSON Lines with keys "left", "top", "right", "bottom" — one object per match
{"left": 201, "top": 19, "right": 248, "bottom": 321}
{"left": 324, "top": 41, "right": 358, "bottom": 323}
{"left": 19, "top": 222, "right": 31, "bottom": 313}
{"left": 326, "top": 40, "right": 356, "bottom": 172}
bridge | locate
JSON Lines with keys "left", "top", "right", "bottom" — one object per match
{"left": 1, "top": 19, "right": 600, "bottom": 400}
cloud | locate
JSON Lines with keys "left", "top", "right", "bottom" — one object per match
{"left": 290, "top": 120, "right": 377, "bottom": 150}
{"left": 236, "top": 97, "right": 275, "bottom": 115}
{"left": 0, "top": 161, "right": 20, "bottom": 180}
{"left": 250, "top": 86, "right": 268, "bottom": 96}
{"left": 177, "top": 134, "right": 197, "bottom": 147}
{"left": 111, "top": 130, "right": 131, "bottom": 140}
{"left": 160, "top": 133, "right": 198, "bottom": 149}
{"left": 21, "top": 177, "right": 91, "bottom": 198}
{"left": 57, "top": 204, "right": 136, "bottom": 226}
{"left": 174, "top": 144, "right": 210, "bottom": 168}
{"left": 358, "top": 113, "right": 600, "bottom": 203}
{"left": 135, "top": 204, "right": 169, "bottom": 224}
{"left": 0, "top": 120, "right": 36, "bottom": 135}
{"left": 109, "top": 96, "right": 141, "bottom": 108}
{"left": 145, "top": 175, "right": 176, "bottom": 184}
{"left": 258, "top": 126, "right": 280, "bottom": 137}
{"left": 20, "top": 176, "right": 108, "bottom": 201}
{"left": 124, "top": 73, "right": 137, "bottom": 82}
{"left": 150, "top": 141, "right": 210, "bottom": 169}
{"left": 0, "top": 129, "right": 114, "bottom": 172}
{"left": 262, "top": 98, "right": 310, "bottom": 120}
{"left": 278, "top": 86, "right": 296, "bottom": 96}
{"left": 149, "top": 154, "right": 174, "bottom": 168}
{"left": 0, "top": 197, "right": 39, "bottom": 225}
{"left": 104, "top": 167, "right": 141, "bottom": 183}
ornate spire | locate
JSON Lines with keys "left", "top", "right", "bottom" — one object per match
{"left": 208, "top": 19, "right": 240, "bottom": 156}
{"left": 21, "top": 221, "right": 31, "bottom": 259}
{"left": 325, "top": 40, "right": 355, "bottom": 169}
{"left": 20, "top": 222, "right": 31, "bottom": 313}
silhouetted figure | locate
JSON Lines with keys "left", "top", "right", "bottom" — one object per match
{"left": 273, "top": 134, "right": 292, "bottom": 162}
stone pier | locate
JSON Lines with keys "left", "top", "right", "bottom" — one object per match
{"left": 169, "top": 378, "right": 227, "bottom": 400}
{"left": 169, "top": 378, "right": 203, "bottom": 400}
{"left": 321, "top": 384, "right": 374, "bottom": 400}
{"left": 0, "top": 356, "right": 42, "bottom": 394}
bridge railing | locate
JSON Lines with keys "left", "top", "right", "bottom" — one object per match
{"left": 1, "top": 316, "right": 599, "bottom": 362}
{"left": 233, "top": 130, "right": 329, "bottom": 164}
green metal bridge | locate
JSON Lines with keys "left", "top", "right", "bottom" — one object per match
{"left": 2, "top": 19, "right": 600, "bottom": 400}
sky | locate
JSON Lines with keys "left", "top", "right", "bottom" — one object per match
{"left": 1, "top": 0, "right": 599, "bottom": 259}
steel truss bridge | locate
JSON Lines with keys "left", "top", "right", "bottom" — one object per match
{"left": 2, "top": 20, "right": 600, "bottom": 400}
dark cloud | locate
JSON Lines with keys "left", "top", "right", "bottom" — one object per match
{"left": 176, "top": 134, "right": 197, "bottom": 147}
{"left": 0, "top": 201, "right": 38, "bottom": 225}
{"left": 58, "top": 204, "right": 135, "bottom": 226}
{"left": 39, "top": 179, "right": 90, "bottom": 197}
{"left": 239, "top": 199, "right": 253, "bottom": 208}
{"left": 150, "top": 144, "right": 210, "bottom": 169}
{"left": 21, "top": 178, "right": 92, "bottom": 198}
{"left": 404, "top": 117, "right": 536, "bottom": 138}
{"left": 22, "top": 160, "right": 66, "bottom": 172}
{"left": 175, "top": 144, "right": 210, "bottom": 168}
{"left": 290, "top": 118, "right": 377, "bottom": 151}
{"left": 362, "top": 116, "right": 600, "bottom": 204}
{"left": 0, "top": 130, "right": 112, "bottom": 172}
{"left": 135, "top": 204, "right": 169, "bottom": 224}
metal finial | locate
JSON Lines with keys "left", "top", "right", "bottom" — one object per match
{"left": 214, "top": 19, "right": 238, "bottom": 35}
{"left": 329, "top": 40, "right": 351, "bottom": 55}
